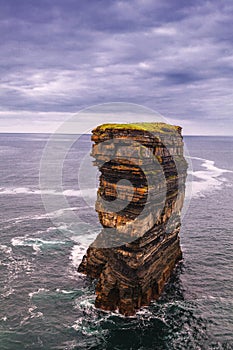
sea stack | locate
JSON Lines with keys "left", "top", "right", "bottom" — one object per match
{"left": 78, "top": 122, "right": 187, "bottom": 316}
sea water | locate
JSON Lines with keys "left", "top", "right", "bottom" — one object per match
{"left": 0, "top": 134, "right": 232, "bottom": 350}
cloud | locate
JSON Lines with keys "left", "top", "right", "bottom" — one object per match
{"left": 0, "top": 0, "right": 233, "bottom": 134}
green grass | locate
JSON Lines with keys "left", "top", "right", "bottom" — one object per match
{"left": 93, "top": 122, "right": 180, "bottom": 134}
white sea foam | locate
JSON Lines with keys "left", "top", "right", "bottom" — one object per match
{"left": 69, "top": 244, "right": 87, "bottom": 268}
{"left": 188, "top": 294, "right": 233, "bottom": 307}
{"left": 69, "top": 227, "right": 100, "bottom": 267}
{"left": 56, "top": 288, "right": 76, "bottom": 294}
{"left": 11, "top": 236, "right": 69, "bottom": 253}
{"left": 187, "top": 157, "right": 232, "bottom": 198}
{"left": 29, "top": 288, "right": 50, "bottom": 299}
{"left": 70, "top": 228, "right": 99, "bottom": 245}
{"left": 20, "top": 304, "right": 44, "bottom": 326}
{"left": 1, "top": 287, "right": 15, "bottom": 298}
{"left": 0, "top": 244, "right": 13, "bottom": 255}
{"left": 0, "top": 244, "right": 33, "bottom": 299}
{"left": 0, "top": 206, "right": 89, "bottom": 226}
{"left": 63, "top": 188, "right": 96, "bottom": 198}
{"left": 0, "top": 186, "right": 96, "bottom": 198}
{"left": 29, "top": 307, "right": 43, "bottom": 319}
{"left": 71, "top": 297, "right": 168, "bottom": 335}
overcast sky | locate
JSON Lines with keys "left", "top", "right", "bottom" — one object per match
{"left": 0, "top": 0, "right": 233, "bottom": 135}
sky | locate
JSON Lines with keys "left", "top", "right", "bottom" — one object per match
{"left": 0, "top": 0, "right": 233, "bottom": 135}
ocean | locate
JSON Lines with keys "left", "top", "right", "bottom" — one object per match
{"left": 0, "top": 133, "right": 233, "bottom": 350}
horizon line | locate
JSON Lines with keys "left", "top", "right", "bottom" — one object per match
{"left": 0, "top": 132, "right": 232, "bottom": 137}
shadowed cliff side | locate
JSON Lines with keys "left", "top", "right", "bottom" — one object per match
{"left": 78, "top": 122, "right": 188, "bottom": 316}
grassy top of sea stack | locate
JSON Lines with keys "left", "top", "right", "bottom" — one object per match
{"left": 93, "top": 122, "right": 181, "bottom": 134}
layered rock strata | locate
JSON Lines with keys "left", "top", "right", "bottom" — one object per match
{"left": 78, "top": 123, "right": 187, "bottom": 316}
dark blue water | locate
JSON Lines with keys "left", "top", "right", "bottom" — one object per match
{"left": 0, "top": 134, "right": 233, "bottom": 350}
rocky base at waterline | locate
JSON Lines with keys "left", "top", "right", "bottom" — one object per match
{"left": 78, "top": 122, "right": 188, "bottom": 316}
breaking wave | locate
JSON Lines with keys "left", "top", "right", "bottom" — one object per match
{"left": 187, "top": 156, "right": 232, "bottom": 198}
{"left": 0, "top": 187, "right": 96, "bottom": 198}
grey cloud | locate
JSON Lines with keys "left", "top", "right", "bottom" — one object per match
{"left": 0, "top": 0, "right": 233, "bottom": 133}
{"left": 163, "top": 72, "right": 204, "bottom": 85}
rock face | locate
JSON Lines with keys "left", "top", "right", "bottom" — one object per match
{"left": 78, "top": 122, "right": 187, "bottom": 316}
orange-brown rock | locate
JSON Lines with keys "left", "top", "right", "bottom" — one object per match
{"left": 78, "top": 123, "right": 187, "bottom": 316}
